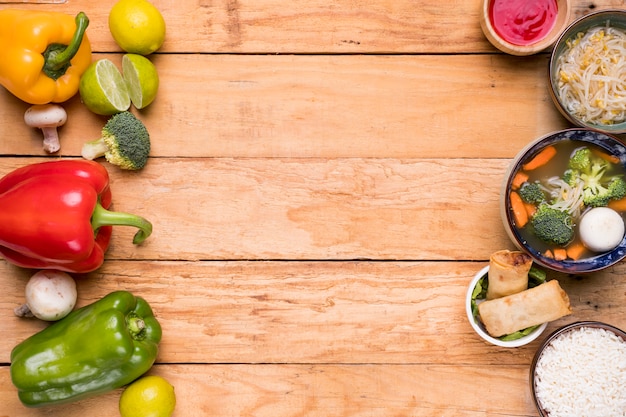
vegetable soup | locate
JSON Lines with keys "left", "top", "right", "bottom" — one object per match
{"left": 509, "top": 139, "right": 626, "bottom": 261}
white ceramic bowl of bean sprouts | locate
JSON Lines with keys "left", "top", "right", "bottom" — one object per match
{"left": 549, "top": 9, "right": 626, "bottom": 134}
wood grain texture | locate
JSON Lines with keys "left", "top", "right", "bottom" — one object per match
{"left": 2, "top": 259, "right": 624, "bottom": 415}
{"left": 0, "top": 157, "right": 512, "bottom": 261}
{"left": 1, "top": 53, "right": 573, "bottom": 158}
{"left": 0, "top": 0, "right": 620, "bottom": 53}
{"left": 0, "top": 364, "right": 536, "bottom": 416}
{"left": 1, "top": 0, "right": 626, "bottom": 416}
{"left": 2, "top": 261, "right": 624, "bottom": 365}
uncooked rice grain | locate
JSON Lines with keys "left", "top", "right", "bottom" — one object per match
{"left": 534, "top": 326, "right": 626, "bottom": 417}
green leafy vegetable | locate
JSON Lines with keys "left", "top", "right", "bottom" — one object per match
{"left": 499, "top": 325, "right": 540, "bottom": 341}
{"left": 471, "top": 265, "right": 547, "bottom": 341}
{"left": 470, "top": 274, "right": 487, "bottom": 318}
{"left": 528, "top": 265, "right": 547, "bottom": 286}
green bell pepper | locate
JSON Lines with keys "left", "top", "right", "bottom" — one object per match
{"left": 10, "top": 290, "right": 162, "bottom": 407}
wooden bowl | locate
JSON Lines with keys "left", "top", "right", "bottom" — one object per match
{"left": 480, "top": 0, "right": 571, "bottom": 56}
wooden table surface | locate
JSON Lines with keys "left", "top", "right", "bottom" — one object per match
{"left": 1, "top": 0, "right": 626, "bottom": 415}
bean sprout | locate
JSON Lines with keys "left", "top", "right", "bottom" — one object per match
{"left": 555, "top": 25, "right": 626, "bottom": 125}
{"left": 539, "top": 176, "right": 585, "bottom": 218}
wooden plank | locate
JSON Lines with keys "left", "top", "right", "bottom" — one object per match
{"left": 0, "top": 157, "right": 513, "bottom": 261}
{"left": 2, "top": 261, "right": 624, "bottom": 365}
{"left": 0, "top": 363, "right": 536, "bottom": 416}
{"left": 0, "top": 2, "right": 625, "bottom": 416}
{"left": 0, "top": 0, "right": 618, "bottom": 54}
{"left": 0, "top": 53, "right": 575, "bottom": 159}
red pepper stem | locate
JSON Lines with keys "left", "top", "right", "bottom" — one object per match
{"left": 91, "top": 202, "right": 152, "bottom": 245}
{"left": 43, "top": 12, "right": 90, "bottom": 80}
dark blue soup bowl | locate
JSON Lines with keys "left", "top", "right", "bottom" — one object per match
{"left": 501, "top": 129, "right": 626, "bottom": 273}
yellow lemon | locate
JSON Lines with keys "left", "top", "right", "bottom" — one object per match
{"left": 79, "top": 59, "right": 131, "bottom": 115}
{"left": 122, "top": 54, "right": 159, "bottom": 109}
{"left": 109, "top": 0, "right": 166, "bottom": 55}
{"left": 119, "top": 375, "right": 176, "bottom": 417}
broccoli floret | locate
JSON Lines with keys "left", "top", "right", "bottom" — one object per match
{"left": 568, "top": 147, "right": 592, "bottom": 171}
{"left": 530, "top": 204, "right": 574, "bottom": 246}
{"left": 580, "top": 158, "right": 613, "bottom": 207}
{"left": 583, "top": 192, "right": 610, "bottom": 208}
{"left": 81, "top": 112, "right": 151, "bottom": 170}
{"left": 562, "top": 168, "right": 580, "bottom": 187}
{"left": 567, "top": 147, "right": 625, "bottom": 207}
{"left": 608, "top": 177, "right": 626, "bottom": 201}
{"left": 519, "top": 182, "right": 545, "bottom": 205}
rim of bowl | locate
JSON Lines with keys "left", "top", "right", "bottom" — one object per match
{"left": 480, "top": 0, "right": 571, "bottom": 56}
{"left": 549, "top": 9, "right": 626, "bottom": 133}
{"left": 465, "top": 265, "right": 548, "bottom": 348}
{"left": 500, "top": 128, "right": 626, "bottom": 273}
{"left": 529, "top": 321, "right": 626, "bottom": 416}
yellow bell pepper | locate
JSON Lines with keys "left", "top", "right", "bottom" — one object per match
{"left": 0, "top": 10, "right": 91, "bottom": 104}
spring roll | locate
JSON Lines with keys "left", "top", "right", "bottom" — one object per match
{"left": 486, "top": 250, "right": 532, "bottom": 299}
{"left": 478, "top": 280, "right": 572, "bottom": 338}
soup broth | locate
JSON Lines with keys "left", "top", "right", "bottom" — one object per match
{"left": 511, "top": 139, "right": 626, "bottom": 261}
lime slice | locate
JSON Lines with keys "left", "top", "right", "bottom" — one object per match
{"left": 122, "top": 54, "right": 159, "bottom": 109}
{"left": 79, "top": 59, "right": 130, "bottom": 115}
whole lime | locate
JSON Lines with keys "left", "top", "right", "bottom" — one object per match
{"left": 119, "top": 375, "right": 176, "bottom": 417}
{"left": 109, "top": 0, "right": 166, "bottom": 55}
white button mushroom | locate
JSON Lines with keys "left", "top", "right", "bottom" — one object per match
{"left": 14, "top": 270, "right": 77, "bottom": 321}
{"left": 24, "top": 104, "right": 68, "bottom": 153}
{"left": 578, "top": 207, "right": 625, "bottom": 253}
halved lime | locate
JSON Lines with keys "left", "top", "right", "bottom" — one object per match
{"left": 79, "top": 59, "right": 131, "bottom": 115}
{"left": 122, "top": 54, "right": 159, "bottom": 109}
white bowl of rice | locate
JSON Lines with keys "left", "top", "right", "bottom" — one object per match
{"left": 549, "top": 9, "right": 626, "bottom": 134}
{"left": 530, "top": 321, "right": 626, "bottom": 416}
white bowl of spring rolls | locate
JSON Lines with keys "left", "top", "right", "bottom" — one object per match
{"left": 466, "top": 250, "right": 572, "bottom": 348}
{"left": 501, "top": 129, "right": 626, "bottom": 274}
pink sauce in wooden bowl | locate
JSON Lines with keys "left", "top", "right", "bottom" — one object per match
{"left": 489, "top": 0, "right": 558, "bottom": 46}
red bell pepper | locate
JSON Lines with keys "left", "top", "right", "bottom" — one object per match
{"left": 0, "top": 160, "right": 152, "bottom": 273}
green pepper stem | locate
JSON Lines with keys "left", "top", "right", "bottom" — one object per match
{"left": 91, "top": 202, "right": 153, "bottom": 244}
{"left": 127, "top": 315, "right": 146, "bottom": 339}
{"left": 43, "top": 12, "right": 90, "bottom": 80}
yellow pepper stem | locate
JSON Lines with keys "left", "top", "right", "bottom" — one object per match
{"left": 43, "top": 12, "right": 90, "bottom": 80}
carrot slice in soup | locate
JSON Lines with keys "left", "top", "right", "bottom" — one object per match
{"left": 592, "top": 149, "right": 620, "bottom": 164}
{"left": 511, "top": 171, "right": 529, "bottom": 190}
{"left": 524, "top": 202, "right": 537, "bottom": 218}
{"left": 566, "top": 242, "right": 586, "bottom": 260}
{"left": 608, "top": 197, "right": 626, "bottom": 212}
{"left": 553, "top": 248, "right": 567, "bottom": 261}
{"left": 510, "top": 191, "right": 528, "bottom": 228}
{"left": 522, "top": 146, "right": 557, "bottom": 171}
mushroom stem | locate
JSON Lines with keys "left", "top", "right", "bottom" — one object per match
{"left": 14, "top": 303, "right": 34, "bottom": 318}
{"left": 42, "top": 127, "right": 61, "bottom": 153}
{"left": 24, "top": 104, "right": 68, "bottom": 154}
